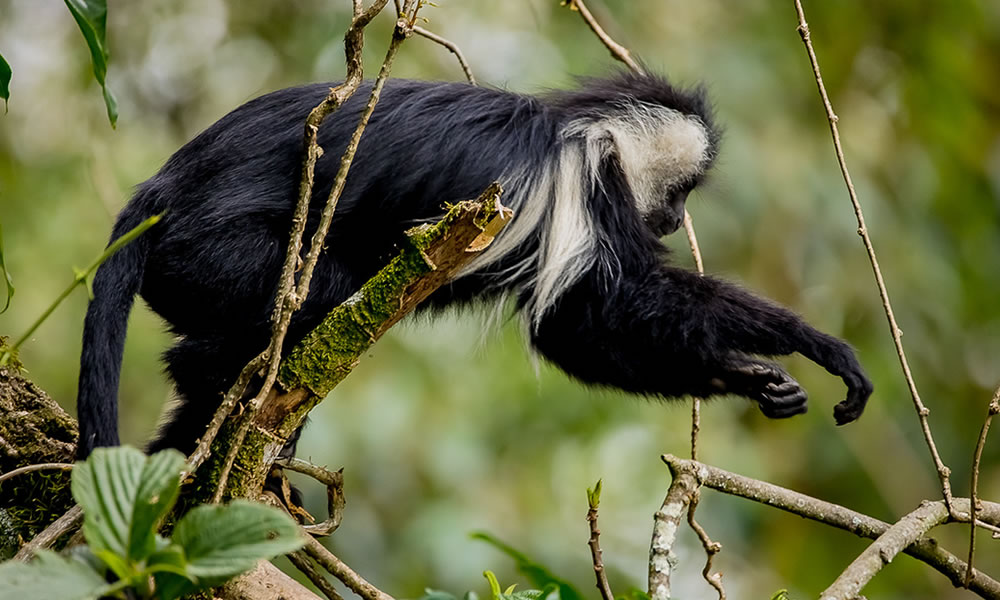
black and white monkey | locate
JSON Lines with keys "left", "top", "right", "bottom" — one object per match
{"left": 75, "top": 72, "right": 873, "bottom": 459}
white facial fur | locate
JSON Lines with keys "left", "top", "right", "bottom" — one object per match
{"left": 568, "top": 103, "right": 712, "bottom": 218}
{"left": 464, "top": 102, "right": 711, "bottom": 328}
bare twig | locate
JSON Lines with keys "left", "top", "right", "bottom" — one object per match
{"left": 276, "top": 457, "right": 346, "bottom": 536}
{"left": 661, "top": 454, "right": 1000, "bottom": 598}
{"left": 304, "top": 536, "right": 396, "bottom": 600}
{"left": 682, "top": 210, "right": 705, "bottom": 274}
{"left": 289, "top": 550, "right": 346, "bottom": 600}
{"left": 790, "top": 0, "right": 955, "bottom": 512}
{"left": 211, "top": 0, "right": 423, "bottom": 502}
{"left": 687, "top": 490, "right": 725, "bottom": 600}
{"left": 560, "top": 0, "right": 643, "bottom": 74}
{"left": 585, "top": 481, "right": 614, "bottom": 600}
{"left": 186, "top": 0, "right": 395, "bottom": 478}
{"left": 967, "top": 388, "right": 1000, "bottom": 585}
{"left": 13, "top": 505, "right": 83, "bottom": 561}
{"left": 413, "top": 25, "right": 476, "bottom": 85}
{"left": 563, "top": 5, "right": 724, "bottom": 591}
{"left": 0, "top": 462, "right": 73, "bottom": 484}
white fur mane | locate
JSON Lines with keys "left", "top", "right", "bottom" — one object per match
{"left": 463, "top": 102, "right": 712, "bottom": 328}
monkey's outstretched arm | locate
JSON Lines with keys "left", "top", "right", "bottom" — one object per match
{"left": 530, "top": 265, "right": 872, "bottom": 424}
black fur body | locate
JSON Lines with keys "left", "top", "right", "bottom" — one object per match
{"left": 76, "top": 73, "right": 872, "bottom": 459}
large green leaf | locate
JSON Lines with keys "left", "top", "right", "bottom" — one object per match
{"left": 172, "top": 500, "right": 304, "bottom": 585}
{"left": 0, "top": 53, "right": 10, "bottom": 109}
{"left": 71, "top": 447, "right": 186, "bottom": 573}
{"left": 62, "top": 0, "right": 117, "bottom": 126}
{"left": 0, "top": 550, "right": 112, "bottom": 600}
{"left": 472, "top": 533, "right": 585, "bottom": 600}
{"left": 0, "top": 223, "right": 12, "bottom": 313}
{"left": 148, "top": 543, "right": 196, "bottom": 600}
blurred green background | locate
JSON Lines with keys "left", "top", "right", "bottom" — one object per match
{"left": 2, "top": 1, "right": 999, "bottom": 598}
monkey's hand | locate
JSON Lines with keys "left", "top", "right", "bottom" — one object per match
{"left": 810, "top": 336, "right": 874, "bottom": 425}
{"left": 713, "top": 357, "right": 809, "bottom": 419}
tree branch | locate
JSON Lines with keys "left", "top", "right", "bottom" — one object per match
{"left": 191, "top": 185, "right": 511, "bottom": 502}
{"left": 661, "top": 454, "right": 1000, "bottom": 599}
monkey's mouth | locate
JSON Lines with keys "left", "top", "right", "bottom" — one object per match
{"left": 647, "top": 213, "right": 683, "bottom": 237}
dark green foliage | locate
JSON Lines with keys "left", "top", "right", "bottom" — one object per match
{"left": 0, "top": 447, "right": 304, "bottom": 600}
{"left": 62, "top": 0, "right": 118, "bottom": 126}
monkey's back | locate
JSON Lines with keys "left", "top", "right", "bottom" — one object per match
{"left": 130, "top": 79, "right": 559, "bottom": 337}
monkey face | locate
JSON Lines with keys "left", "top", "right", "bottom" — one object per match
{"left": 644, "top": 186, "right": 690, "bottom": 237}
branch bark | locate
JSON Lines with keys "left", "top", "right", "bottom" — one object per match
{"left": 193, "top": 185, "right": 511, "bottom": 502}
{"left": 660, "top": 454, "right": 1000, "bottom": 599}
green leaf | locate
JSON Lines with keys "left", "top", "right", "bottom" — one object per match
{"left": 71, "top": 447, "right": 186, "bottom": 572}
{"left": 0, "top": 549, "right": 113, "bottom": 600}
{"left": 62, "top": 0, "right": 117, "bottom": 127}
{"left": 148, "top": 543, "right": 195, "bottom": 600}
{"left": 472, "top": 533, "right": 585, "bottom": 600}
{"left": 172, "top": 500, "right": 304, "bottom": 585}
{"left": 0, "top": 53, "right": 10, "bottom": 110}
{"left": 0, "top": 223, "right": 13, "bottom": 313}
{"left": 587, "top": 479, "right": 602, "bottom": 509}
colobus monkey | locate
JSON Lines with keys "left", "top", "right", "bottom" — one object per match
{"left": 75, "top": 72, "right": 873, "bottom": 459}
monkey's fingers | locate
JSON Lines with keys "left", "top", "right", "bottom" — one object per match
{"left": 756, "top": 379, "right": 808, "bottom": 419}
{"left": 833, "top": 370, "right": 874, "bottom": 425}
{"left": 725, "top": 358, "right": 792, "bottom": 388}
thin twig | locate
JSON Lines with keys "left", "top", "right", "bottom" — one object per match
{"left": 682, "top": 210, "right": 705, "bottom": 274}
{"left": 0, "top": 462, "right": 73, "bottom": 484}
{"left": 563, "top": 5, "right": 723, "bottom": 591}
{"left": 967, "top": 387, "right": 1000, "bottom": 586}
{"left": 276, "top": 457, "right": 346, "bottom": 536}
{"left": 790, "top": 0, "right": 955, "bottom": 512}
{"left": 289, "top": 550, "right": 346, "bottom": 600}
{"left": 413, "top": 25, "right": 476, "bottom": 85}
{"left": 211, "top": 0, "right": 423, "bottom": 502}
{"left": 561, "top": 0, "right": 643, "bottom": 74}
{"left": 186, "top": 0, "right": 394, "bottom": 478}
{"left": 687, "top": 490, "right": 725, "bottom": 600}
{"left": 13, "top": 505, "right": 83, "bottom": 561}
{"left": 0, "top": 214, "right": 162, "bottom": 366}
{"left": 585, "top": 481, "right": 614, "bottom": 600}
{"left": 304, "top": 536, "right": 396, "bottom": 600}
{"left": 661, "top": 454, "right": 1000, "bottom": 599}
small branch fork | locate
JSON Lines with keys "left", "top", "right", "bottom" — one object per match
{"left": 790, "top": 0, "right": 956, "bottom": 513}
{"left": 394, "top": 0, "right": 476, "bottom": 84}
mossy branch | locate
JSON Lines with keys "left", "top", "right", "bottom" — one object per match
{"left": 196, "top": 183, "right": 510, "bottom": 500}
